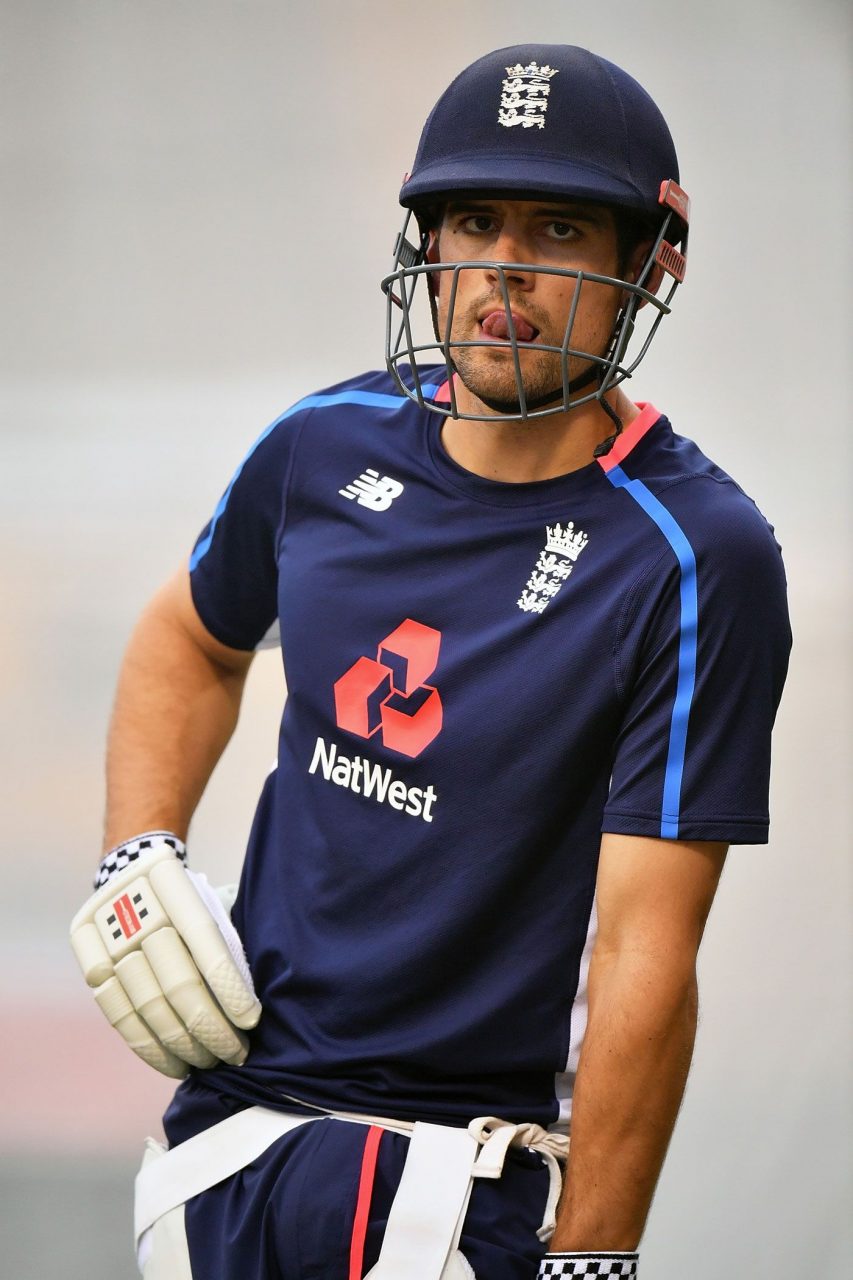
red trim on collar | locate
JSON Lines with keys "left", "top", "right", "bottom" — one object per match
{"left": 596, "top": 402, "right": 661, "bottom": 473}
{"left": 429, "top": 388, "right": 661, "bottom": 470}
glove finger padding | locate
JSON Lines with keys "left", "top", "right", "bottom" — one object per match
{"left": 114, "top": 948, "right": 219, "bottom": 1070}
{"left": 93, "top": 974, "right": 190, "bottom": 1079}
{"left": 70, "top": 841, "right": 261, "bottom": 1077}
{"left": 141, "top": 927, "right": 248, "bottom": 1064}
{"left": 151, "top": 860, "right": 260, "bottom": 1029}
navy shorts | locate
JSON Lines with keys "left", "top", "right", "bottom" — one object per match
{"left": 163, "top": 1082, "right": 550, "bottom": 1280}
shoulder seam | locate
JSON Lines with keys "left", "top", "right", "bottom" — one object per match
{"left": 273, "top": 402, "right": 316, "bottom": 564}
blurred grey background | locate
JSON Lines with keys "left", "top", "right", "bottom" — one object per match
{"left": 1, "top": 1, "right": 850, "bottom": 1276}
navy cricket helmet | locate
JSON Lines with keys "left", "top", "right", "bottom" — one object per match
{"left": 382, "top": 44, "right": 690, "bottom": 427}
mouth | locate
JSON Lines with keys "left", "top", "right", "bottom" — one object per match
{"left": 478, "top": 309, "right": 540, "bottom": 344}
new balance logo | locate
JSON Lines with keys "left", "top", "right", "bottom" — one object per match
{"left": 340, "top": 469, "right": 404, "bottom": 511}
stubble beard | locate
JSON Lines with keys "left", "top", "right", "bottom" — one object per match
{"left": 443, "top": 293, "right": 613, "bottom": 417}
{"left": 452, "top": 345, "right": 566, "bottom": 415}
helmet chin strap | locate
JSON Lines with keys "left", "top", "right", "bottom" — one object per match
{"left": 592, "top": 388, "right": 624, "bottom": 458}
{"left": 591, "top": 299, "right": 632, "bottom": 456}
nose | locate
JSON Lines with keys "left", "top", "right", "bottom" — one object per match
{"left": 483, "top": 226, "right": 535, "bottom": 292}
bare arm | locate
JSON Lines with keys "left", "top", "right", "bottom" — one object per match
{"left": 551, "top": 832, "right": 727, "bottom": 1251}
{"left": 103, "top": 567, "right": 255, "bottom": 850}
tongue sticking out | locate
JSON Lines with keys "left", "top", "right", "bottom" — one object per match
{"left": 481, "top": 310, "right": 538, "bottom": 342}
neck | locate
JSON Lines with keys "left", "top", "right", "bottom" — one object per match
{"left": 439, "top": 383, "right": 639, "bottom": 483}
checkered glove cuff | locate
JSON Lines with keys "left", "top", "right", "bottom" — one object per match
{"left": 538, "top": 1254, "right": 638, "bottom": 1278}
{"left": 94, "top": 831, "right": 187, "bottom": 890}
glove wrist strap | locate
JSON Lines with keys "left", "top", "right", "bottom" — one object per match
{"left": 94, "top": 830, "right": 187, "bottom": 889}
{"left": 538, "top": 1253, "right": 639, "bottom": 1277}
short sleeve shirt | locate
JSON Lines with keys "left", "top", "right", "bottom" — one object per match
{"left": 185, "top": 368, "right": 791, "bottom": 1129}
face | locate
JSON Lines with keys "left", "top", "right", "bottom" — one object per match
{"left": 431, "top": 198, "right": 633, "bottom": 414}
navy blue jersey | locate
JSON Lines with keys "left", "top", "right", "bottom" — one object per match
{"left": 183, "top": 368, "right": 790, "bottom": 1130}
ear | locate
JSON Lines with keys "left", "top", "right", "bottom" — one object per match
{"left": 626, "top": 240, "right": 664, "bottom": 308}
{"left": 640, "top": 261, "right": 665, "bottom": 303}
{"left": 426, "top": 229, "right": 441, "bottom": 297}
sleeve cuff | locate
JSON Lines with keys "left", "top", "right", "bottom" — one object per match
{"left": 95, "top": 831, "right": 187, "bottom": 890}
{"left": 537, "top": 1253, "right": 638, "bottom": 1277}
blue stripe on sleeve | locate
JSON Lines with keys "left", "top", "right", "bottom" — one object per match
{"left": 603, "top": 464, "right": 699, "bottom": 839}
{"left": 189, "top": 411, "right": 288, "bottom": 572}
{"left": 189, "top": 384, "right": 441, "bottom": 572}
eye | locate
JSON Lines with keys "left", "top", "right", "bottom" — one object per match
{"left": 545, "top": 221, "right": 578, "bottom": 241}
{"left": 460, "top": 214, "right": 497, "bottom": 234}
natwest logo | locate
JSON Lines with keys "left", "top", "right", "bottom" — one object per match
{"left": 334, "top": 619, "right": 443, "bottom": 758}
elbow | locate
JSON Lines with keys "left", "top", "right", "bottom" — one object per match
{"left": 588, "top": 940, "right": 701, "bottom": 1030}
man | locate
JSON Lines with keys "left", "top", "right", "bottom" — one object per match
{"left": 71, "top": 45, "right": 791, "bottom": 1280}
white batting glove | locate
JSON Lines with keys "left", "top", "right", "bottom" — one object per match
{"left": 70, "top": 832, "right": 262, "bottom": 1079}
